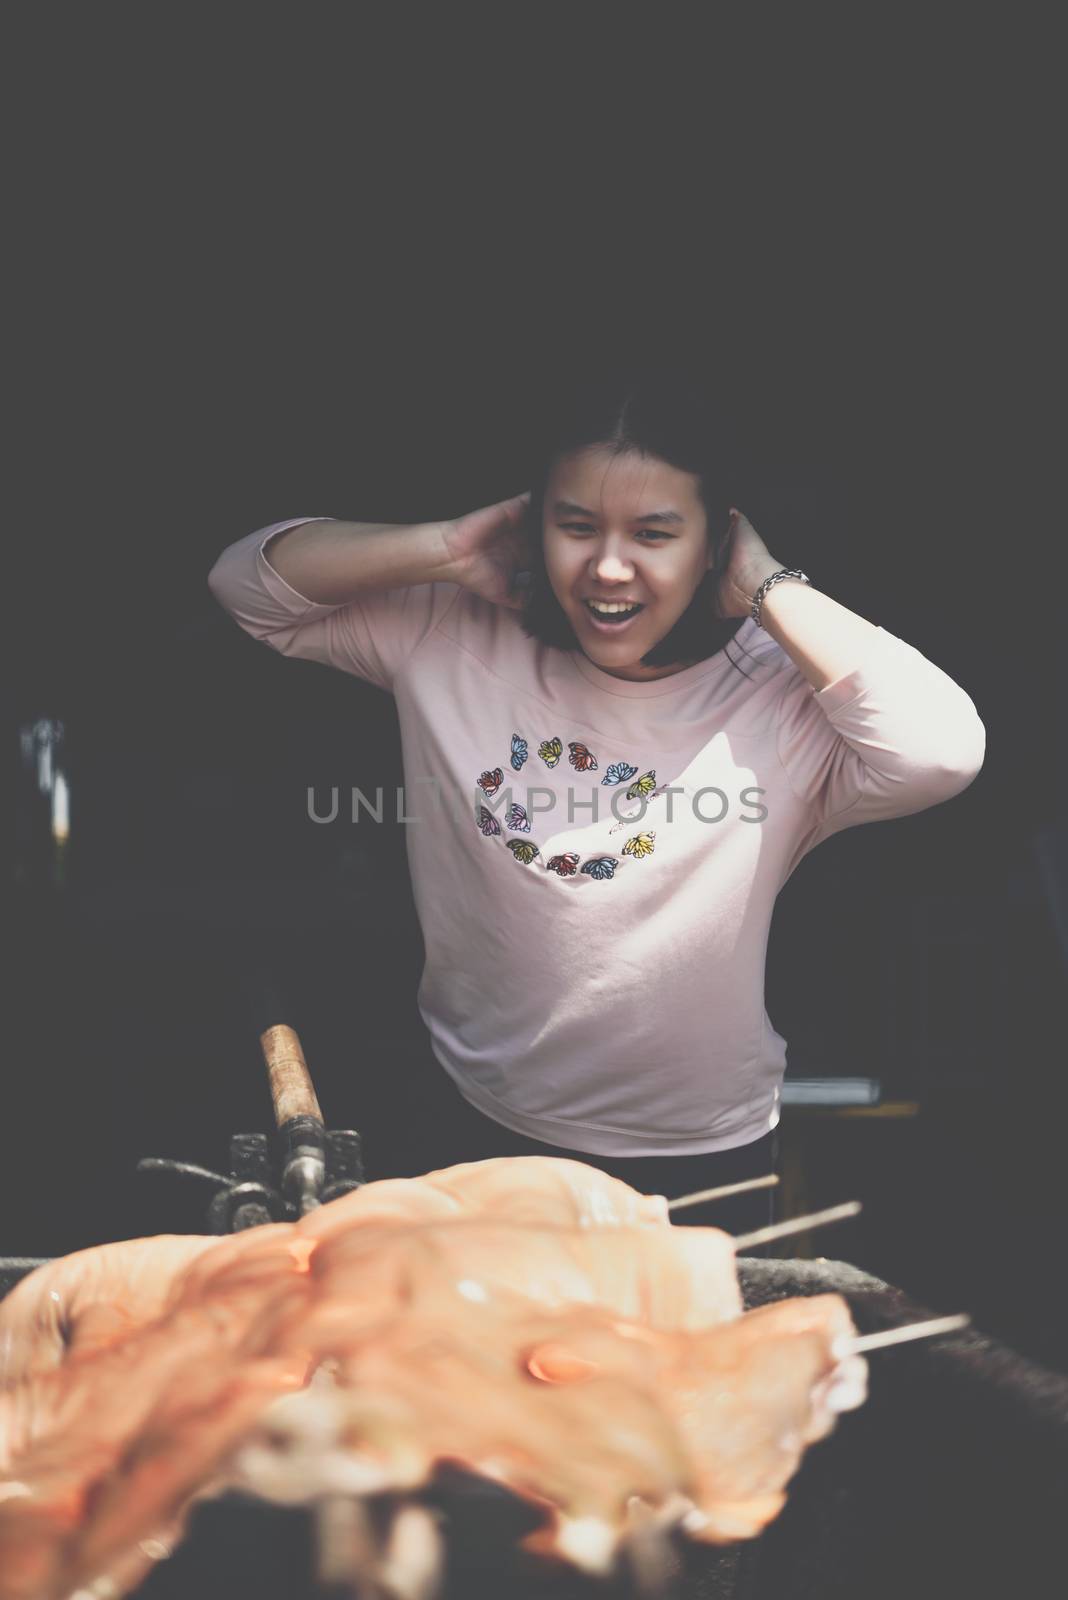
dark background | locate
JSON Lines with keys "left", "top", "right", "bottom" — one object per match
{"left": 9, "top": 16, "right": 1066, "bottom": 1367}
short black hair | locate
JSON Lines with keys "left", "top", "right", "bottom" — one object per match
{"left": 516, "top": 359, "right": 757, "bottom": 673}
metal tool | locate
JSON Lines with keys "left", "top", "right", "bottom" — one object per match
{"left": 137, "top": 1017, "right": 365, "bottom": 1231}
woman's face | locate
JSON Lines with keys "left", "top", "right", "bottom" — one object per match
{"left": 542, "top": 446, "right": 717, "bottom": 682}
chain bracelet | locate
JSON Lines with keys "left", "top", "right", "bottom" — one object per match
{"left": 750, "top": 568, "right": 811, "bottom": 628}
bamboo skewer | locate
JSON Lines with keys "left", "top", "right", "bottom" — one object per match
{"left": 731, "top": 1200, "right": 862, "bottom": 1252}
{"left": 845, "top": 1314, "right": 971, "bottom": 1354}
{"left": 666, "top": 1173, "right": 780, "bottom": 1213}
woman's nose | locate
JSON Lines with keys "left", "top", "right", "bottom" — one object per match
{"left": 590, "top": 547, "right": 635, "bottom": 583}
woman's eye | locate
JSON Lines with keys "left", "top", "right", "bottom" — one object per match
{"left": 561, "top": 523, "right": 672, "bottom": 542}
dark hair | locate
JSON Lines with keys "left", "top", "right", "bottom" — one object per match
{"left": 517, "top": 360, "right": 757, "bottom": 674}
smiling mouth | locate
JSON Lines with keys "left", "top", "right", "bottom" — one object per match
{"left": 582, "top": 600, "right": 645, "bottom": 625}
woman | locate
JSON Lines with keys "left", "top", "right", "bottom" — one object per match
{"left": 208, "top": 370, "right": 985, "bottom": 1230}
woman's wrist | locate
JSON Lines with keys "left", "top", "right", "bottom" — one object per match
{"left": 720, "top": 553, "right": 783, "bottom": 619}
{"left": 738, "top": 553, "right": 784, "bottom": 601}
{"left": 749, "top": 566, "right": 812, "bottom": 629}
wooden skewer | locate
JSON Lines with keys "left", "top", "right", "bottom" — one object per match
{"left": 666, "top": 1173, "right": 780, "bottom": 1213}
{"left": 732, "top": 1200, "right": 862, "bottom": 1252}
{"left": 845, "top": 1314, "right": 971, "bottom": 1355}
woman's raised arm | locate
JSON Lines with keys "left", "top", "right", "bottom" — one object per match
{"left": 263, "top": 516, "right": 459, "bottom": 605}
{"left": 246, "top": 489, "right": 532, "bottom": 609}
{"left": 205, "top": 492, "right": 533, "bottom": 687}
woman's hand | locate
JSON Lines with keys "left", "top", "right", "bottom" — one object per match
{"left": 439, "top": 491, "right": 533, "bottom": 610}
{"left": 713, "top": 509, "right": 784, "bottom": 620}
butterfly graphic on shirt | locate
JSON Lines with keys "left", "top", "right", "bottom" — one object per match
{"left": 476, "top": 806, "right": 502, "bottom": 837}
{"left": 475, "top": 733, "right": 663, "bottom": 880}
{"left": 568, "top": 741, "right": 599, "bottom": 772}
{"left": 622, "top": 831, "right": 656, "bottom": 859}
{"left": 580, "top": 856, "right": 619, "bottom": 881}
{"left": 625, "top": 770, "right": 657, "bottom": 800}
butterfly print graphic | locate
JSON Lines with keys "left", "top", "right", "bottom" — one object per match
{"left": 602, "top": 762, "right": 638, "bottom": 786}
{"left": 625, "top": 770, "right": 656, "bottom": 800}
{"left": 622, "top": 831, "right": 656, "bottom": 859}
{"left": 546, "top": 852, "right": 580, "bottom": 876}
{"left": 506, "top": 803, "right": 531, "bottom": 833}
{"left": 506, "top": 840, "right": 540, "bottom": 865}
{"left": 580, "top": 857, "right": 618, "bottom": 880}
{"left": 568, "top": 741, "right": 599, "bottom": 772}
{"left": 476, "top": 806, "right": 502, "bottom": 837}
{"left": 538, "top": 737, "right": 563, "bottom": 768}
{"left": 477, "top": 768, "right": 504, "bottom": 796}
{"left": 510, "top": 734, "right": 528, "bottom": 772}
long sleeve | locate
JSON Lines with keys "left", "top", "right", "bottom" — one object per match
{"left": 774, "top": 624, "right": 985, "bottom": 838}
{"left": 207, "top": 520, "right": 465, "bottom": 693}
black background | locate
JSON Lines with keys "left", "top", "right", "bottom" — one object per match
{"left": 9, "top": 14, "right": 1066, "bottom": 1366}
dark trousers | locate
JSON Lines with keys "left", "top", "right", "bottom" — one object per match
{"left": 363, "top": 1033, "right": 779, "bottom": 1236}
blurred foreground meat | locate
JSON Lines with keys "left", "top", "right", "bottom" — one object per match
{"left": 0, "top": 1235, "right": 219, "bottom": 1385}
{"left": 298, "top": 1153, "right": 673, "bottom": 1232}
{"left": 0, "top": 1157, "right": 865, "bottom": 1599}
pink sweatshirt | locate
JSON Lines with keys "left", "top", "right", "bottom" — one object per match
{"left": 208, "top": 520, "right": 985, "bottom": 1156}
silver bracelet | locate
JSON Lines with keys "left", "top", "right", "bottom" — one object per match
{"left": 750, "top": 567, "right": 811, "bottom": 628}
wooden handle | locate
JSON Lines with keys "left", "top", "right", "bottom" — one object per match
{"left": 259, "top": 1024, "right": 323, "bottom": 1127}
